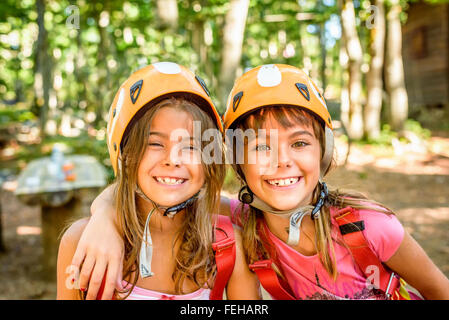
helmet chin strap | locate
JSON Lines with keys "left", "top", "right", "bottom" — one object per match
{"left": 135, "top": 185, "right": 199, "bottom": 218}
{"left": 135, "top": 185, "right": 200, "bottom": 278}
{"left": 238, "top": 127, "right": 333, "bottom": 247}
{"left": 239, "top": 183, "right": 328, "bottom": 246}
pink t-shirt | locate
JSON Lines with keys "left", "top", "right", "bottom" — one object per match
{"left": 120, "top": 281, "right": 211, "bottom": 300}
{"left": 229, "top": 199, "right": 405, "bottom": 300}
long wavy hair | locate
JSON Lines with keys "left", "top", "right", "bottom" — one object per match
{"left": 112, "top": 97, "right": 225, "bottom": 297}
{"left": 230, "top": 106, "right": 394, "bottom": 280}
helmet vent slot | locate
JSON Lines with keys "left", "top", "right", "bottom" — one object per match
{"left": 295, "top": 83, "right": 310, "bottom": 101}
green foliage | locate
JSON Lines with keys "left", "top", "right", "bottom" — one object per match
{"left": 0, "top": 0, "right": 345, "bottom": 130}
{"left": 404, "top": 119, "right": 431, "bottom": 140}
{"left": 1, "top": 0, "right": 443, "bottom": 176}
{"left": 0, "top": 107, "right": 35, "bottom": 126}
{"left": 359, "top": 119, "right": 432, "bottom": 146}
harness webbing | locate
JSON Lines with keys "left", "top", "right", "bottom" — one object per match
{"left": 249, "top": 207, "right": 401, "bottom": 300}
{"left": 210, "top": 215, "right": 236, "bottom": 300}
{"left": 334, "top": 207, "right": 400, "bottom": 298}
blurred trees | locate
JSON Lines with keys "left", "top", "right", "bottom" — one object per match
{"left": 340, "top": 0, "right": 364, "bottom": 140}
{"left": 364, "top": 0, "right": 385, "bottom": 140}
{"left": 385, "top": 0, "right": 408, "bottom": 132}
{"left": 217, "top": 0, "right": 249, "bottom": 108}
{"left": 1, "top": 0, "right": 444, "bottom": 168}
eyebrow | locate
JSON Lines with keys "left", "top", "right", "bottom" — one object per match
{"left": 289, "top": 130, "right": 314, "bottom": 139}
{"left": 251, "top": 130, "right": 314, "bottom": 139}
{"left": 150, "top": 131, "right": 198, "bottom": 143}
{"left": 149, "top": 131, "right": 168, "bottom": 138}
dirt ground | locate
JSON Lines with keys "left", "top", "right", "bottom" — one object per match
{"left": 0, "top": 134, "right": 448, "bottom": 300}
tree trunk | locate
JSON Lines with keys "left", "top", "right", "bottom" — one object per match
{"left": 319, "top": 21, "right": 327, "bottom": 92}
{"left": 217, "top": 0, "right": 250, "bottom": 112}
{"left": 385, "top": 0, "right": 408, "bottom": 131}
{"left": 75, "top": 19, "right": 88, "bottom": 107}
{"left": 364, "top": 0, "right": 386, "bottom": 140}
{"left": 34, "top": 0, "right": 52, "bottom": 139}
{"left": 340, "top": 0, "right": 364, "bottom": 140}
{"left": 299, "top": 23, "right": 313, "bottom": 74}
{"left": 156, "top": 0, "right": 178, "bottom": 30}
{"left": 94, "top": 8, "right": 112, "bottom": 126}
{"left": 339, "top": 30, "right": 350, "bottom": 128}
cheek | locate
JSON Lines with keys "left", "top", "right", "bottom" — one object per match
{"left": 301, "top": 146, "right": 322, "bottom": 177}
{"left": 137, "top": 149, "right": 158, "bottom": 177}
{"left": 191, "top": 165, "right": 206, "bottom": 185}
{"left": 240, "top": 164, "right": 261, "bottom": 189}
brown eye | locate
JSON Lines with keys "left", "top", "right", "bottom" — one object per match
{"left": 292, "top": 141, "right": 308, "bottom": 148}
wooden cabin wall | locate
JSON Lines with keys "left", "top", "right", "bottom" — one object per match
{"left": 402, "top": 2, "right": 449, "bottom": 111}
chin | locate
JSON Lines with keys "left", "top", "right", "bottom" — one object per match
{"left": 154, "top": 190, "right": 198, "bottom": 207}
{"left": 265, "top": 196, "right": 308, "bottom": 211}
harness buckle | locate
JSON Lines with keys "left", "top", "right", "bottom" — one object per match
{"left": 385, "top": 272, "right": 398, "bottom": 299}
{"left": 212, "top": 238, "right": 235, "bottom": 253}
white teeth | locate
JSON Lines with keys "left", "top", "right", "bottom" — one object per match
{"left": 156, "top": 177, "right": 185, "bottom": 185}
{"left": 267, "top": 177, "right": 299, "bottom": 186}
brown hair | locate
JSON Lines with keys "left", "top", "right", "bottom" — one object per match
{"left": 112, "top": 97, "right": 225, "bottom": 297}
{"left": 231, "top": 106, "right": 394, "bottom": 280}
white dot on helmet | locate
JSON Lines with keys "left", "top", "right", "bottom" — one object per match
{"left": 257, "top": 64, "right": 282, "bottom": 87}
{"left": 152, "top": 62, "right": 181, "bottom": 74}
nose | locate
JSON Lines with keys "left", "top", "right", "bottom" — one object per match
{"left": 276, "top": 144, "right": 292, "bottom": 168}
{"left": 162, "top": 146, "right": 181, "bottom": 168}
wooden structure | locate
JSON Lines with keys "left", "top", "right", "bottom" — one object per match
{"left": 15, "top": 154, "right": 107, "bottom": 281}
{"left": 402, "top": 1, "right": 449, "bottom": 112}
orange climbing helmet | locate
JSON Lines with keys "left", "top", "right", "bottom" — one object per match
{"left": 106, "top": 62, "right": 222, "bottom": 176}
{"left": 223, "top": 64, "right": 332, "bottom": 130}
{"left": 223, "top": 64, "right": 334, "bottom": 177}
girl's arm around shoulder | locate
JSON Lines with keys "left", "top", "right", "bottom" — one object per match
{"left": 57, "top": 218, "right": 90, "bottom": 300}
{"left": 225, "top": 226, "right": 261, "bottom": 300}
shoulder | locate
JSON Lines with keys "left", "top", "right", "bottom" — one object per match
{"left": 59, "top": 218, "right": 90, "bottom": 252}
{"left": 331, "top": 204, "right": 402, "bottom": 230}
{"left": 333, "top": 206, "right": 404, "bottom": 262}
{"left": 356, "top": 207, "right": 403, "bottom": 232}
{"left": 230, "top": 225, "right": 246, "bottom": 273}
{"left": 57, "top": 218, "right": 90, "bottom": 299}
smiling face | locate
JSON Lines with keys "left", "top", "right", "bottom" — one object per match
{"left": 136, "top": 106, "right": 205, "bottom": 207}
{"left": 238, "top": 107, "right": 323, "bottom": 211}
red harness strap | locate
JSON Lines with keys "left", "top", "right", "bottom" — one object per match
{"left": 209, "top": 215, "right": 236, "bottom": 300}
{"left": 249, "top": 208, "right": 402, "bottom": 300}
{"left": 334, "top": 207, "right": 400, "bottom": 298}
{"left": 248, "top": 220, "right": 296, "bottom": 300}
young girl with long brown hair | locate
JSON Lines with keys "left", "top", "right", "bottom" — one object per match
{"left": 56, "top": 62, "right": 259, "bottom": 300}
{"left": 69, "top": 64, "right": 449, "bottom": 300}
